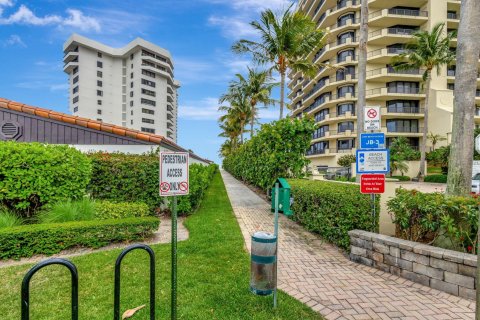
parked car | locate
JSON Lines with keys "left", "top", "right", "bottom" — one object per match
{"left": 471, "top": 173, "right": 480, "bottom": 194}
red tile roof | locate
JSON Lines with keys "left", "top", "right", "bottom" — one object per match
{"left": 0, "top": 97, "right": 212, "bottom": 164}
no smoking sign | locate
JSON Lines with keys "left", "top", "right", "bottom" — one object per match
{"left": 364, "top": 106, "right": 381, "bottom": 131}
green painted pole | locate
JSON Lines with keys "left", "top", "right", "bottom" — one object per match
{"left": 171, "top": 195, "right": 177, "bottom": 320}
{"left": 273, "top": 183, "right": 279, "bottom": 309}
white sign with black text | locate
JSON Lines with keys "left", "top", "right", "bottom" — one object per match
{"left": 160, "top": 152, "right": 189, "bottom": 196}
{"left": 364, "top": 106, "right": 381, "bottom": 131}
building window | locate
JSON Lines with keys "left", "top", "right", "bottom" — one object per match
{"left": 98, "top": 100, "right": 102, "bottom": 105}
{"left": 142, "top": 88, "right": 156, "bottom": 97}
{"left": 387, "top": 81, "right": 419, "bottom": 94}
{"left": 312, "top": 125, "right": 329, "bottom": 139}
{"left": 338, "top": 121, "right": 354, "bottom": 132}
{"left": 97, "top": 71, "right": 103, "bottom": 78}
{"left": 130, "top": 101, "right": 134, "bottom": 107}
{"left": 141, "top": 98, "right": 156, "bottom": 106}
{"left": 131, "top": 110, "right": 133, "bottom": 115}
{"left": 73, "top": 106, "right": 78, "bottom": 112}
{"left": 337, "top": 49, "right": 355, "bottom": 63}
{"left": 141, "top": 79, "right": 156, "bottom": 87}
{"left": 142, "top": 118, "right": 155, "bottom": 124}
{"left": 97, "top": 80, "right": 102, "bottom": 87}
{"left": 141, "top": 127, "right": 155, "bottom": 133}
{"left": 387, "top": 100, "right": 419, "bottom": 113}
{"left": 73, "top": 76, "right": 79, "bottom": 84}
{"left": 314, "top": 109, "right": 329, "bottom": 122}
{"left": 97, "top": 118, "right": 102, "bottom": 122}
{"left": 337, "top": 139, "right": 355, "bottom": 150}
{"left": 131, "top": 72, "right": 133, "bottom": 79}
{"left": 130, "top": 53, "right": 134, "bottom": 60}
{"left": 73, "top": 67, "right": 78, "bottom": 74}
{"left": 72, "top": 96, "right": 79, "bottom": 103}
{"left": 130, "top": 82, "right": 133, "bottom": 88}
{"left": 307, "top": 141, "right": 329, "bottom": 155}
{"left": 337, "top": 103, "right": 355, "bottom": 115}
{"left": 97, "top": 109, "right": 102, "bottom": 115}
{"left": 97, "top": 90, "right": 103, "bottom": 96}
{"left": 130, "top": 91, "right": 134, "bottom": 97}
{"left": 337, "top": 12, "right": 355, "bottom": 27}
{"left": 142, "top": 108, "right": 155, "bottom": 115}
{"left": 337, "top": 85, "right": 355, "bottom": 97}
{"left": 336, "top": 66, "right": 356, "bottom": 81}
{"left": 131, "top": 120, "right": 133, "bottom": 125}
{"left": 142, "top": 69, "right": 156, "bottom": 78}
{"left": 73, "top": 86, "right": 79, "bottom": 94}
{"left": 97, "top": 52, "right": 102, "bottom": 58}
{"left": 337, "top": 30, "right": 355, "bottom": 45}
{"left": 386, "top": 119, "right": 419, "bottom": 133}
{"left": 97, "top": 61, "right": 103, "bottom": 68}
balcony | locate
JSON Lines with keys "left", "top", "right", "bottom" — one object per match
{"left": 63, "top": 60, "right": 79, "bottom": 73}
{"left": 385, "top": 126, "right": 423, "bottom": 134}
{"left": 368, "top": 28, "right": 418, "bottom": 46}
{"left": 366, "top": 67, "right": 423, "bottom": 81}
{"left": 63, "top": 50, "right": 79, "bottom": 63}
{"left": 369, "top": 8, "right": 428, "bottom": 27}
{"left": 386, "top": 106, "right": 423, "bottom": 114}
{"left": 366, "top": 87, "right": 424, "bottom": 100}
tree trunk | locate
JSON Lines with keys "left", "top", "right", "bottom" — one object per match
{"left": 240, "top": 125, "right": 244, "bottom": 144}
{"left": 355, "top": 0, "right": 368, "bottom": 182}
{"left": 250, "top": 104, "right": 255, "bottom": 139}
{"left": 279, "top": 71, "right": 285, "bottom": 119}
{"left": 419, "top": 73, "right": 431, "bottom": 180}
{"left": 447, "top": 0, "right": 480, "bottom": 198}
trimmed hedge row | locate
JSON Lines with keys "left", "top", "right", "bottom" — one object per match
{"left": 223, "top": 118, "right": 315, "bottom": 190}
{"left": 424, "top": 174, "right": 447, "bottom": 183}
{"left": 87, "top": 152, "right": 217, "bottom": 214}
{"left": 0, "top": 141, "right": 92, "bottom": 215}
{"left": 0, "top": 217, "right": 159, "bottom": 259}
{"left": 94, "top": 200, "right": 150, "bottom": 219}
{"left": 288, "top": 179, "right": 379, "bottom": 250}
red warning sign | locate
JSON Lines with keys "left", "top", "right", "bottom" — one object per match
{"left": 360, "top": 174, "right": 385, "bottom": 194}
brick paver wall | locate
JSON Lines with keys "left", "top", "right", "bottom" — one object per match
{"left": 349, "top": 230, "right": 477, "bottom": 300}
{"left": 221, "top": 170, "right": 476, "bottom": 319}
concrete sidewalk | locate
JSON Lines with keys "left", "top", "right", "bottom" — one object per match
{"left": 221, "top": 170, "right": 475, "bottom": 320}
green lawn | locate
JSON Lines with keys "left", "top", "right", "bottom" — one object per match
{"left": 0, "top": 172, "right": 322, "bottom": 319}
{"left": 427, "top": 166, "right": 442, "bottom": 174}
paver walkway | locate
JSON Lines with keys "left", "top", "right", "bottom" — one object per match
{"left": 221, "top": 170, "right": 476, "bottom": 320}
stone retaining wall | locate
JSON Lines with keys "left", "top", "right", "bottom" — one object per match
{"left": 348, "top": 230, "right": 477, "bottom": 299}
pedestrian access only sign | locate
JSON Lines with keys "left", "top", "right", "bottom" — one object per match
{"left": 356, "top": 149, "right": 390, "bottom": 174}
{"left": 160, "top": 152, "right": 189, "bottom": 196}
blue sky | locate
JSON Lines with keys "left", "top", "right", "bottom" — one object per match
{"left": 0, "top": 0, "right": 294, "bottom": 163}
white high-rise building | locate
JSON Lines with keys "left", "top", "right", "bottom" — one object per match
{"left": 63, "top": 34, "right": 179, "bottom": 142}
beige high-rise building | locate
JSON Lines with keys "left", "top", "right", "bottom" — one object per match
{"left": 290, "top": 0, "right": 478, "bottom": 169}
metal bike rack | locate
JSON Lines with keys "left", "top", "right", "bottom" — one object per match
{"left": 113, "top": 244, "right": 156, "bottom": 320}
{"left": 21, "top": 258, "right": 79, "bottom": 320}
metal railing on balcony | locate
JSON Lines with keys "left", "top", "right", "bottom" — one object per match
{"left": 387, "top": 106, "right": 424, "bottom": 114}
{"left": 386, "top": 126, "right": 423, "bottom": 133}
{"left": 306, "top": 148, "right": 327, "bottom": 156}
{"left": 447, "top": 12, "right": 458, "bottom": 19}
{"left": 387, "top": 27, "right": 418, "bottom": 35}
{"left": 312, "top": 131, "right": 328, "bottom": 139}
{"left": 387, "top": 86, "right": 421, "bottom": 94}
{"left": 388, "top": 8, "right": 427, "bottom": 17}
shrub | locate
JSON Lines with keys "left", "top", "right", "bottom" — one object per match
{"left": 38, "top": 198, "right": 96, "bottom": 223}
{"left": 94, "top": 200, "right": 150, "bottom": 219}
{"left": 87, "top": 152, "right": 217, "bottom": 214}
{"left": 0, "top": 208, "right": 22, "bottom": 229}
{"left": 288, "top": 179, "right": 379, "bottom": 250}
{"left": 390, "top": 176, "right": 411, "bottom": 181}
{"left": 223, "top": 118, "right": 315, "bottom": 190}
{"left": 337, "top": 154, "right": 356, "bottom": 168}
{"left": 0, "top": 217, "right": 159, "bottom": 259}
{"left": 424, "top": 174, "right": 447, "bottom": 183}
{"left": 387, "top": 189, "right": 478, "bottom": 253}
{"left": 0, "top": 142, "right": 92, "bottom": 216}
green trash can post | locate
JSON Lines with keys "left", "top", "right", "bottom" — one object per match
{"left": 270, "top": 178, "right": 292, "bottom": 216}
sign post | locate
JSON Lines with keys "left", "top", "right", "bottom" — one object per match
{"left": 160, "top": 152, "right": 189, "bottom": 320}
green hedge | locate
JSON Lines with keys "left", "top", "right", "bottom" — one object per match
{"left": 390, "top": 175, "right": 411, "bottom": 181}
{"left": 94, "top": 200, "right": 150, "bottom": 219}
{"left": 424, "top": 174, "right": 447, "bottom": 183}
{"left": 288, "top": 179, "right": 378, "bottom": 250}
{"left": 0, "top": 217, "right": 159, "bottom": 259}
{"left": 387, "top": 189, "right": 478, "bottom": 253}
{"left": 87, "top": 153, "right": 217, "bottom": 214}
{"left": 223, "top": 118, "right": 315, "bottom": 190}
{"left": 0, "top": 142, "right": 92, "bottom": 215}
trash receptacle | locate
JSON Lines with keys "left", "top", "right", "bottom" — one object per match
{"left": 250, "top": 231, "right": 277, "bottom": 296}
{"left": 271, "top": 178, "right": 292, "bottom": 216}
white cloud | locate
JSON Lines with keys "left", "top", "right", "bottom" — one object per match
{"left": 208, "top": 15, "right": 258, "bottom": 39}
{"left": 179, "top": 97, "right": 222, "bottom": 121}
{"left": 3, "top": 34, "right": 26, "bottom": 47}
{"left": 206, "top": 0, "right": 294, "bottom": 12}
{"left": 0, "top": 4, "right": 100, "bottom": 32}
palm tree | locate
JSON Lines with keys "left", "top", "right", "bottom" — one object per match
{"left": 218, "top": 88, "right": 251, "bottom": 144}
{"left": 220, "top": 68, "right": 276, "bottom": 138}
{"left": 392, "top": 23, "right": 455, "bottom": 180}
{"left": 232, "top": 6, "right": 326, "bottom": 119}
{"left": 427, "top": 132, "right": 447, "bottom": 151}
{"left": 447, "top": 0, "right": 480, "bottom": 199}
{"left": 218, "top": 116, "right": 241, "bottom": 156}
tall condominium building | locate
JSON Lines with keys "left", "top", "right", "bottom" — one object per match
{"left": 290, "top": 0, "right": 478, "bottom": 169}
{"left": 63, "top": 34, "right": 179, "bottom": 142}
